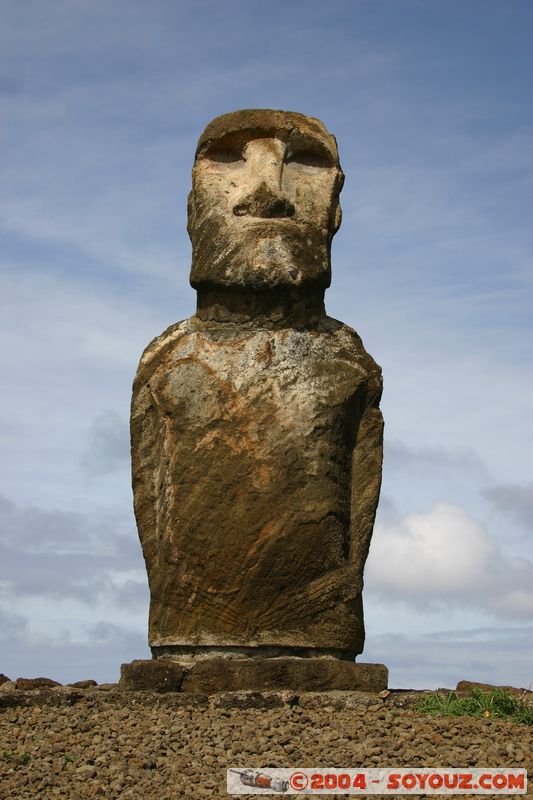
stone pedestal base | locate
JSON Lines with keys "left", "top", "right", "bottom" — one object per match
{"left": 151, "top": 645, "right": 357, "bottom": 661}
{"left": 120, "top": 657, "right": 388, "bottom": 694}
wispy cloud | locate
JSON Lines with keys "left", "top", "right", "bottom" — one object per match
{"left": 482, "top": 482, "right": 533, "bottom": 531}
{"left": 82, "top": 411, "right": 130, "bottom": 477}
{"left": 0, "top": 609, "right": 149, "bottom": 684}
{"left": 0, "top": 492, "right": 144, "bottom": 594}
{"left": 364, "top": 626, "right": 533, "bottom": 690}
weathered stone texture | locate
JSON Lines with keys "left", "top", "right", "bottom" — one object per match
{"left": 15, "top": 677, "right": 61, "bottom": 690}
{"left": 131, "top": 108, "right": 384, "bottom": 660}
{"left": 120, "top": 659, "right": 184, "bottom": 693}
{"left": 132, "top": 316, "right": 382, "bottom": 653}
{"left": 68, "top": 680, "right": 97, "bottom": 688}
{"left": 181, "top": 657, "right": 388, "bottom": 694}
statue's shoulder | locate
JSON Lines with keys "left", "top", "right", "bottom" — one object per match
{"left": 322, "top": 316, "right": 383, "bottom": 398}
{"left": 134, "top": 318, "right": 193, "bottom": 383}
{"left": 320, "top": 316, "right": 377, "bottom": 359}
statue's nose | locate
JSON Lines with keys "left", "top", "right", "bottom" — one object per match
{"left": 233, "top": 181, "right": 295, "bottom": 219}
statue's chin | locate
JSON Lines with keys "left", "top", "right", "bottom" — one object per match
{"left": 249, "top": 234, "right": 305, "bottom": 283}
{"left": 190, "top": 220, "right": 331, "bottom": 290}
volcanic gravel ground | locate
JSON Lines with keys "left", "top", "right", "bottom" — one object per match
{"left": 0, "top": 688, "right": 531, "bottom": 799}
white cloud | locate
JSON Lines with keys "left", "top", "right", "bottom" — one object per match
{"left": 367, "top": 501, "right": 533, "bottom": 618}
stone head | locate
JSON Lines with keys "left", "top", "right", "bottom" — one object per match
{"left": 188, "top": 109, "right": 344, "bottom": 292}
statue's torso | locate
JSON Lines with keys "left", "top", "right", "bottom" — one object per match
{"left": 132, "top": 317, "right": 379, "bottom": 651}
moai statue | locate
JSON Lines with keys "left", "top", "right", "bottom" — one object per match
{"left": 131, "top": 109, "right": 383, "bottom": 664}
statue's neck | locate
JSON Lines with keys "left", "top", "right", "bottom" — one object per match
{"left": 195, "top": 286, "right": 326, "bottom": 327}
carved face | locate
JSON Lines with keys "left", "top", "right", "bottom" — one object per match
{"left": 188, "top": 110, "right": 344, "bottom": 290}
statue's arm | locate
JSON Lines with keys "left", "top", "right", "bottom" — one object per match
{"left": 131, "top": 372, "right": 162, "bottom": 572}
{"left": 130, "top": 320, "right": 189, "bottom": 570}
{"left": 349, "top": 363, "right": 384, "bottom": 573}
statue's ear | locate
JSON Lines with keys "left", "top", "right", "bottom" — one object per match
{"left": 187, "top": 190, "right": 195, "bottom": 240}
{"left": 333, "top": 201, "right": 342, "bottom": 235}
{"left": 332, "top": 168, "right": 344, "bottom": 235}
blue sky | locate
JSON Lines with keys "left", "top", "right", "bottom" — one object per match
{"left": 1, "top": 0, "right": 532, "bottom": 688}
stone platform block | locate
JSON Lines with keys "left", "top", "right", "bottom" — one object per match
{"left": 181, "top": 657, "right": 388, "bottom": 694}
{"left": 120, "top": 659, "right": 184, "bottom": 693}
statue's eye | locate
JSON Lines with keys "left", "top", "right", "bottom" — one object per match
{"left": 207, "top": 148, "right": 244, "bottom": 164}
{"left": 285, "top": 150, "right": 331, "bottom": 168}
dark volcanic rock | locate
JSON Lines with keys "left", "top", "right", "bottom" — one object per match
{"left": 457, "top": 679, "right": 533, "bottom": 697}
{"left": 181, "top": 657, "right": 388, "bottom": 694}
{"left": 15, "top": 677, "right": 61, "bottom": 689}
{"left": 211, "top": 690, "right": 298, "bottom": 709}
{"left": 68, "top": 679, "right": 98, "bottom": 688}
{"left": 119, "top": 659, "right": 184, "bottom": 693}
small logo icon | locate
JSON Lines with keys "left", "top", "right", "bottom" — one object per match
{"left": 230, "top": 769, "right": 289, "bottom": 793}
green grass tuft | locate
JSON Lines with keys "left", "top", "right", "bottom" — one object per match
{"left": 2, "top": 750, "right": 32, "bottom": 765}
{"left": 416, "top": 687, "right": 533, "bottom": 725}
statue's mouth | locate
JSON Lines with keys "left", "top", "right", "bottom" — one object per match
{"left": 235, "top": 217, "right": 321, "bottom": 236}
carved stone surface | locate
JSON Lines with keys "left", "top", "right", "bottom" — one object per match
{"left": 181, "top": 658, "right": 388, "bottom": 694}
{"left": 118, "top": 658, "right": 388, "bottom": 694}
{"left": 131, "top": 109, "right": 383, "bottom": 660}
{"left": 120, "top": 659, "right": 184, "bottom": 693}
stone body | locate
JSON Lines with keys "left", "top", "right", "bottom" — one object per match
{"left": 131, "top": 109, "right": 383, "bottom": 660}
